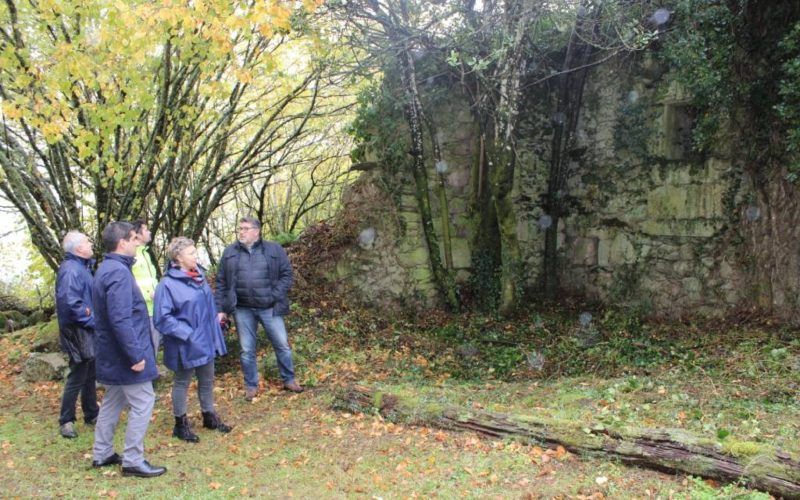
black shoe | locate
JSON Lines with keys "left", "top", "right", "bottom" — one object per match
{"left": 85, "top": 416, "right": 98, "bottom": 426}
{"left": 92, "top": 453, "right": 122, "bottom": 468}
{"left": 121, "top": 460, "right": 166, "bottom": 478}
{"left": 172, "top": 415, "right": 199, "bottom": 443}
{"left": 202, "top": 411, "right": 232, "bottom": 433}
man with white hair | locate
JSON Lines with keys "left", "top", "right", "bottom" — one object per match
{"left": 55, "top": 230, "right": 99, "bottom": 438}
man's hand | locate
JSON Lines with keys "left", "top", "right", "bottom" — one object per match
{"left": 217, "top": 312, "right": 227, "bottom": 322}
{"left": 131, "top": 360, "right": 145, "bottom": 372}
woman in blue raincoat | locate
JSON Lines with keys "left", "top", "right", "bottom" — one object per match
{"left": 154, "top": 237, "right": 231, "bottom": 442}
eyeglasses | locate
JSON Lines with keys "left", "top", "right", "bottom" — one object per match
{"left": 237, "top": 226, "right": 257, "bottom": 232}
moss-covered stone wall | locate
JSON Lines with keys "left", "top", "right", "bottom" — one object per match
{"left": 336, "top": 55, "right": 749, "bottom": 316}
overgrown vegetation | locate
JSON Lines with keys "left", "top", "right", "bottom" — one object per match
{"left": 1, "top": 299, "right": 796, "bottom": 497}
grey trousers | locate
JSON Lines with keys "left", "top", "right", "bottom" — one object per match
{"left": 172, "top": 361, "right": 215, "bottom": 416}
{"left": 92, "top": 381, "right": 154, "bottom": 468}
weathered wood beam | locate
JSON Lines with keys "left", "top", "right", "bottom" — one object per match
{"left": 333, "top": 385, "right": 800, "bottom": 499}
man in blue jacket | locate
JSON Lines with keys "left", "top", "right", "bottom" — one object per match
{"left": 215, "top": 216, "right": 303, "bottom": 401}
{"left": 56, "top": 231, "right": 99, "bottom": 439}
{"left": 91, "top": 221, "right": 166, "bottom": 478}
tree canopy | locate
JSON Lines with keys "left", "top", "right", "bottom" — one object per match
{"left": 0, "top": 0, "right": 348, "bottom": 269}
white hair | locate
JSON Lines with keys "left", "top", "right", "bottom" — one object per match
{"left": 62, "top": 230, "right": 87, "bottom": 254}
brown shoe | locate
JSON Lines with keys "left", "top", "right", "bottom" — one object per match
{"left": 245, "top": 387, "right": 259, "bottom": 401}
{"left": 283, "top": 381, "right": 304, "bottom": 393}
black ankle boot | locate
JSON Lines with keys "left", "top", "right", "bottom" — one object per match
{"left": 173, "top": 415, "right": 199, "bottom": 442}
{"left": 202, "top": 411, "right": 232, "bottom": 433}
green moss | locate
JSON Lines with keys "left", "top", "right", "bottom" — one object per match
{"left": 721, "top": 439, "right": 773, "bottom": 458}
{"left": 1, "top": 310, "right": 25, "bottom": 324}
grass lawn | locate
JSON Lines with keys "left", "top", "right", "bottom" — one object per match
{"left": 0, "top": 306, "right": 796, "bottom": 499}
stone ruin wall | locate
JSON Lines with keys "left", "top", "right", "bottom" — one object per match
{"left": 335, "top": 55, "right": 749, "bottom": 317}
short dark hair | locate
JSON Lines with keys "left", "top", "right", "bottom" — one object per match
{"left": 102, "top": 221, "right": 135, "bottom": 253}
{"left": 239, "top": 216, "right": 261, "bottom": 230}
{"left": 132, "top": 219, "right": 147, "bottom": 234}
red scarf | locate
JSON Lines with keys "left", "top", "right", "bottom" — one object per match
{"left": 184, "top": 268, "right": 204, "bottom": 284}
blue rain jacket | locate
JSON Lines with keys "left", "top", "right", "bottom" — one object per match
{"left": 154, "top": 266, "right": 227, "bottom": 371}
{"left": 55, "top": 253, "right": 96, "bottom": 363}
{"left": 92, "top": 253, "right": 158, "bottom": 385}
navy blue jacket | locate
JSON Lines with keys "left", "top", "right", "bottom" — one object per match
{"left": 214, "top": 239, "right": 293, "bottom": 316}
{"left": 92, "top": 253, "right": 158, "bottom": 385}
{"left": 154, "top": 266, "right": 227, "bottom": 371}
{"left": 55, "top": 253, "right": 95, "bottom": 363}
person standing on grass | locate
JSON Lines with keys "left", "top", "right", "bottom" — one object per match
{"left": 154, "top": 237, "right": 232, "bottom": 443}
{"left": 55, "top": 230, "right": 99, "bottom": 439}
{"left": 131, "top": 219, "right": 160, "bottom": 352}
{"left": 214, "top": 216, "right": 303, "bottom": 401}
{"left": 91, "top": 221, "right": 166, "bottom": 478}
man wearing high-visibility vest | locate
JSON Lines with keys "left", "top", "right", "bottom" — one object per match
{"left": 132, "top": 220, "right": 159, "bottom": 351}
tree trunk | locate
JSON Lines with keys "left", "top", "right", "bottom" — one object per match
{"left": 396, "top": 36, "right": 459, "bottom": 310}
{"left": 469, "top": 133, "right": 503, "bottom": 311}
{"left": 542, "top": 3, "right": 599, "bottom": 299}
{"left": 487, "top": 142, "right": 522, "bottom": 315}
{"left": 334, "top": 385, "right": 800, "bottom": 499}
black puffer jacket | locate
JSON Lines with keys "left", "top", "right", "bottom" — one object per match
{"left": 214, "top": 239, "right": 293, "bottom": 316}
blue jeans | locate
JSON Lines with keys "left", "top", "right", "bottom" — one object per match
{"left": 233, "top": 308, "right": 295, "bottom": 388}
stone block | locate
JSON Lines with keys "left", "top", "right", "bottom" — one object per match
{"left": 398, "top": 246, "right": 430, "bottom": 268}
{"left": 412, "top": 269, "right": 434, "bottom": 288}
{"left": 664, "top": 167, "right": 693, "bottom": 185}
{"left": 682, "top": 276, "right": 702, "bottom": 297}
{"left": 718, "top": 261, "right": 734, "bottom": 281}
{"left": 609, "top": 233, "right": 636, "bottom": 264}
{"left": 678, "top": 244, "right": 696, "bottom": 261}
{"left": 707, "top": 157, "right": 731, "bottom": 175}
{"left": 447, "top": 169, "right": 471, "bottom": 190}
{"left": 449, "top": 238, "right": 472, "bottom": 269}
{"left": 448, "top": 196, "right": 467, "bottom": 215}
{"left": 399, "top": 195, "right": 418, "bottom": 211}
{"left": 30, "top": 320, "right": 60, "bottom": 353}
{"left": 451, "top": 137, "right": 474, "bottom": 155}
{"left": 640, "top": 217, "right": 720, "bottom": 238}
{"left": 691, "top": 183, "right": 725, "bottom": 219}
{"left": 23, "top": 352, "right": 68, "bottom": 382}
{"left": 639, "top": 220, "right": 668, "bottom": 237}
{"left": 672, "top": 261, "right": 691, "bottom": 276}
{"left": 646, "top": 185, "right": 687, "bottom": 218}
{"left": 597, "top": 238, "right": 610, "bottom": 267}
{"left": 517, "top": 219, "right": 531, "bottom": 243}
{"left": 646, "top": 184, "right": 725, "bottom": 220}
{"left": 455, "top": 269, "right": 471, "bottom": 283}
{"left": 570, "top": 237, "right": 598, "bottom": 266}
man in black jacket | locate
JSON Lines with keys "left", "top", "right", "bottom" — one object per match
{"left": 55, "top": 230, "right": 99, "bottom": 439}
{"left": 215, "top": 216, "right": 303, "bottom": 400}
